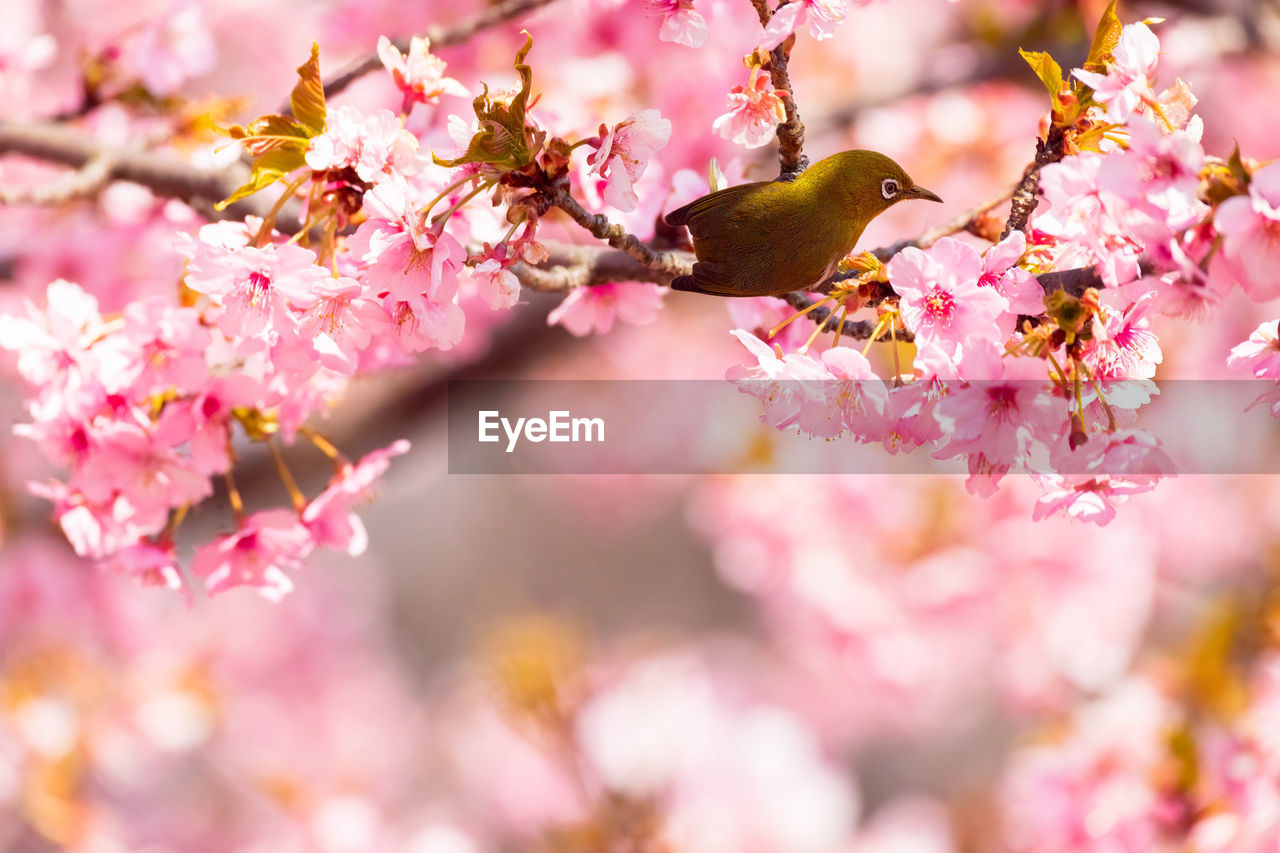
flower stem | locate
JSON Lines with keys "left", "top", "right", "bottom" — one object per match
{"left": 268, "top": 439, "right": 308, "bottom": 513}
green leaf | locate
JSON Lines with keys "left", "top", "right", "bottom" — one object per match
{"left": 291, "top": 42, "right": 327, "bottom": 136}
{"left": 216, "top": 149, "right": 303, "bottom": 210}
{"left": 215, "top": 44, "right": 327, "bottom": 208}
{"left": 433, "top": 33, "right": 543, "bottom": 171}
{"left": 1083, "top": 0, "right": 1122, "bottom": 72}
{"left": 1019, "top": 48, "right": 1064, "bottom": 100}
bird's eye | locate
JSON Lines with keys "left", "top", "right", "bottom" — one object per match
{"left": 881, "top": 179, "right": 900, "bottom": 200}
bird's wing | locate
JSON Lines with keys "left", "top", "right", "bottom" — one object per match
{"left": 671, "top": 261, "right": 755, "bottom": 296}
{"left": 663, "top": 182, "right": 770, "bottom": 232}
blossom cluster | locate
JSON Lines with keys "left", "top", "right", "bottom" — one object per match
{"left": 730, "top": 18, "right": 1280, "bottom": 525}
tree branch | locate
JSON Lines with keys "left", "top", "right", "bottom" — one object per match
{"left": 750, "top": 0, "right": 807, "bottom": 179}
{"left": 1001, "top": 122, "right": 1067, "bottom": 239}
{"left": 0, "top": 120, "right": 278, "bottom": 223}
{"left": 303, "top": 0, "right": 560, "bottom": 111}
{"left": 550, "top": 189, "right": 690, "bottom": 278}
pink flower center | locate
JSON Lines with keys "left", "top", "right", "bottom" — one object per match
{"left": 243, "top": 271, "right": 272, "bottom": 309}
{"left": 923, "top": 287, "right": 955, "bottom": 326}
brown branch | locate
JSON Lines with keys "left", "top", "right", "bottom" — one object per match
{"left": 1001, "top": 123, "right": 1067, "bottom": 239}
{"left": 302, "top": 0, "right": 560, "bottom": 111}
{"left": 750, "top": 0, "right": 807, "bottom": 179}
{"left": 550, "top": 189, "right": 690, "bottom": 278}
{"left": 0, "top": 151, "right": 114, "bottom": 205}
{"left": 0, "top": 120, "right": 279, "bottom": 223}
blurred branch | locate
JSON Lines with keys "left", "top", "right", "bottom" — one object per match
{"left": 0, "top": 120, "right": 279, "bottom": 222}
{"left": 302, "top": 0, "right": 561, "bottom": 111}
{"left": 0, "top": 150, "right": 114, "bottom": 205}
{"left": 750, "top": 0, "right": 808, "bottom": 179}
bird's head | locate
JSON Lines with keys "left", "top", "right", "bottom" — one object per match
{"left": 814, "top": 150, "right": 943, "bottom": 220}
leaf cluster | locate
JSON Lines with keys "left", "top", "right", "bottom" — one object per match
{"left": 434, "top": 33, "right": 545, "bottom": 172}
{"left": 217, "top": 43, "right": 327, "bottom": 209}
{"left": 1018, "top": 0, "right": 1123, "bottom": 150}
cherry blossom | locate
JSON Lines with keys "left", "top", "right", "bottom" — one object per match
{"left": 886, "top": 237, "right": 1007, "bottom": 366}
{"left": 376, "top": 35, "right": 468, "bottom": 112}
{"left": 305, "top": 106, "right": 422, "bottom": 183}
{"left": 586, "top": 109, "right": 672, "bottom": 212}
{"left": 1072, "top": 22, "right": 1161, "bottom": 123}
{"left": 190, "top": 508, "right": 314, "bottom": 601}
{"left": 759, "top": 0, "right": 848, "bottom": 51}
{"left": 302, "top": 439, "right": 410, "bottom": 556}
{"left": 712, "top": 67, "right": 787, "bottom": 149}
{"left": 647, "top": 0, "right": 708, "bottom": 48}
{"left": 1214, "top": 161, "right": 1280, "bottom": 302}
{"left": 546, "top": 283, "right": 664, "bottom": 336}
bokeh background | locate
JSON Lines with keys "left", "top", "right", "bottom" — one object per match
{"left": 4, "top": 0, "right": 1280, "bottom": 850}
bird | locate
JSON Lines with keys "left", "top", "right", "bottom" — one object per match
{"left": 663, "top": 150, "right": 942, "bottom": 297}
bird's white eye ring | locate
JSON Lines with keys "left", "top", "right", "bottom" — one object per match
{"left": 881, "top": 179, "right": 900, "bottom": 200}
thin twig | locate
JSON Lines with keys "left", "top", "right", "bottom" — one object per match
{"left": 296, "top": 0, "right": 560, "bottom": 112}
{"left": 781, "top": 292, "right": 915, "bottom": 343}
{"left": 871, "top": 184, "right": 1017, "bottom": 261}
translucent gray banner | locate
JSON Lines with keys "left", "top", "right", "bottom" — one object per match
{"left": 446, "top": 380, "right": 1280, "bottom": 475}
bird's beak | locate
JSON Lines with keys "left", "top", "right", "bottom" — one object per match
{"left": 907, "top": 186, "right": 943, "bottom": 203}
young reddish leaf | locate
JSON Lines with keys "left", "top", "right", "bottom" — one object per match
{"left": 1083, "top": 0, "right": 1122, "bottom": 72}
{"left": 291, "top": 42, "right": 327, "bottom": 137}
{"left": 1019, "top": 49, "right": 1065, "bottom": 101}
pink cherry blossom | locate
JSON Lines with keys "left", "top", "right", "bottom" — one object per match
{"left": 647, "top": 0, "right": 708, "bottom": 48}
{"left": 350, "top": 179, "right": 466, "bottom": 351}
{"left": 1033, "top": 429, "right": 1174, "bottom": 525}
{"left": 801, "top": 346, "right": 890, "bottom": 441}
{"left": 376, "top": 35, "right": 468, "bottom": 113}
{"left": 759, "top": 0, "right": 848, "bottom": 51}
{"left": 466, "top": 258, "right": 521, "bottom": 310}
{"left": 712, "top": 68, "right": 787, "bottom": 149}
{"left": 1083, "top": 293, "right": 1163, "bottom": 380}
{"left": 586, "top": 109, "right": 672, "bottom": 212}
{"left": 933, "top": 357, "right": 1063, "bottom": 494}
{"left": 1072, "top": 22, "right": 1161, "bottom": 123}
{"left": 296, "top": 276, "right": 389, "bottom": 374}
{"left": 978, "top": 230, "right": 1044, "bottom": 328}
{"left": 101, "top": 541, "right": 190, "bottom": 603}
{"left": 190, "top": 508, "right": 315, "bottom": 601}
{"left": 183, "top": 237, "right": 327, "bottom": 341}
{"left": 887, "top": 237, "right": 1007, "bottom": 369}
{"left": 546, "top": 283, "right": 664, "bottom": 336}
{"left": 1214, "top": 162, "right": 1280, "bottom": 302}
{"left": 726, "top": 328, "right": 831, "bottom": 431}
{"left": 302, "top": 439, "right": 409, "bottom": 555}
{"left": 305, "top": 106, "right": 422, "bottom": 183}
{"left": 1228, "top": 320, "right": 1280, "bottom": 379}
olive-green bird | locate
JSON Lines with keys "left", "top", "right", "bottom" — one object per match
{"left": 664, "top": 150, "right": 942, "bottom": 297}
